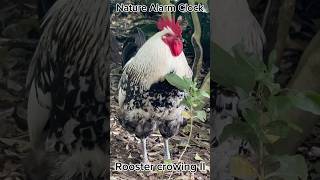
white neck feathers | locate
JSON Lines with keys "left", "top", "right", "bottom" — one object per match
{"left": 123, "top": 29, "right": 192, "bottom": 90}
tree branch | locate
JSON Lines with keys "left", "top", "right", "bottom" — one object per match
{"left": 188, "top": 0, "right": 203, "bottom": 81}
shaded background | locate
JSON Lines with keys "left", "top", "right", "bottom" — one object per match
{"left": 0, "top": 0, "right": 38, "bottom": 179}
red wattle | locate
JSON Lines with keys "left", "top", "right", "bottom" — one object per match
{"left": 162, "top": 36, "right": 183, "bottom": 57}
{"left": 171, "top": 40, "right": 183, "bottom": 57}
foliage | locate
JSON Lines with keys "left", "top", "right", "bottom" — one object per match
{"left": 213, "top": 43, "right": 320, "bottom": 180}
{"left": 165, "top": 73, "right": 209, "bottom": 122}
{"left": 165, "top": 73, "right": 209, "bottom": 179}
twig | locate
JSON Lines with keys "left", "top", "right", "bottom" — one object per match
{"left": 179, "top": 132, "right": 209, "bottom": 148}
{"left": 178, "top": 117, "right": 193, "bottom": 162}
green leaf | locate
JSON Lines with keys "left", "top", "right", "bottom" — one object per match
{"left": 183, "top": 76, "right": 193, "bottom": 86}
{"left": 256, "top": 72, "right": 280, "bottom": 94}
{"left": 235, "top": 87, "right": 255, "bottom": 111}
{"left": 199, "top": 90, "right": 210, "bottom": 98}
{"left": 265, "top": 134, "right": 281, "bottom": 144}
{"left": 264, "top": 121, "right": 291, "bottom": 143}
{"left": 192, "top": 102, "right": 199, "bottom": 108}
{"left": 212, "top": 43, "right": 256, "bottom": 93}
{"left": 164, "top": 159, "right": 173, "bottom": 164}
{"left": 220, "top": 121, "right": 259, "bottom": 151}
{"left": 262, "top": 79, "right": 281, "bottom": 95}
{"left": 243, "top": 109, "right": 260, "bottom": 129}
{"left": 230, "top": 156, "right": 258, "bottom": 179}
{"left": 243, "top": 109, "right": 267, "bottom": 144}
{"left": 268, "top": 95, "right": 294, "bottom": 120}
{"left": 233, "top": 44, "right": 267, "bottom": 73}
{"left": 289, "top": 91, "right": 320, "bottom": 115}
{"left": 196, "top": 110, "right": 206, "bottom": 122}
{"left": 266, "top": 155, "right": 307, "bottom": 180}
{"left": 165, "top": 73, "right": 190, "bottom": 91}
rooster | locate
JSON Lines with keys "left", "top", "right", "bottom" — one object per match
{"left": 25, "top": 0, "right": 109, "bottom": 179}
{"left": 118, "top": 17, "right": 192, "bottom": 164}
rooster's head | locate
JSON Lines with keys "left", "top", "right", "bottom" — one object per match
{"left": 157, "top": 17, "right": 183, "bottom": 57}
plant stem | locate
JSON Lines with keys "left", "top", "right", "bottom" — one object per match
{"left": 168, "top": 109, "right": 194, "bottom": 180}
{"left": 257, "top": 82, "right": 265, "bottom": 180}
{"left": 178, "top": 116, "right": 193, "bottom": 162}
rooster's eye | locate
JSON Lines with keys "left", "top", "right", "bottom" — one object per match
{"left": 165, "top": 33, "right": 173, "bottom": 37}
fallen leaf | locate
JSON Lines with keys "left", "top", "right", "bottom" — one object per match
{"left": 194, "top": 153, "right": 203, "bottom": 161}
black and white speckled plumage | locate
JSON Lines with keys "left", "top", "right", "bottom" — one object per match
{"left": 26, "top": 0, "right": 109, "bottom": 179}
{"left": 118, "top": 73, "right": 186, "bottom": 139}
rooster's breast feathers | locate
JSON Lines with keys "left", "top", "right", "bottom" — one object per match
{"left": 118, "top": 28, "right": 192, "bottom": 139}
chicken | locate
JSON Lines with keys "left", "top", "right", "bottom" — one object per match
{"left": 25, "top": 0, "right": 109, "bottom": 179}
{"left": 118, "top": 17, "right": 192, "bottom": 164}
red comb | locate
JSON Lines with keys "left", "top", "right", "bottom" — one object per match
{"left": 156, "top": 17, "right": 182, "bottom": 36}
